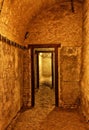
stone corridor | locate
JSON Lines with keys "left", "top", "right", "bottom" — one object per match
{"left": 1, "top": 0, "right": 89, "bottom": 129}
{"left": 7, "top": 85, "right": 89, "bottom": 130}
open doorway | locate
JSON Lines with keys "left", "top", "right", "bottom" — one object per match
{"left": 34, "top": 51, "right": 55, "bottom": 108}
{"left": 35, "top": 52, "right": 55, "bottom": 89}
{"left": 39, "top": 52, "right": 53, "bottom": 88}
{"left": 29, "top": 44, "right": 61, "bottom": 108}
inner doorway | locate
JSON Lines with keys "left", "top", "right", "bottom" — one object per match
{"left": 39, "top": 53, "right": 53, "bottom": 87}
{"left": 29, "top": 44, "right": 61, "bottom": 107}
{"left": 34, "top": 51, "right": 55, "bottom": 108}
{"left": 36, "top": 52, "right": 55, "bottom": 89}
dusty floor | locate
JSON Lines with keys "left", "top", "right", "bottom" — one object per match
{"left": 10, "top": 85, "right": 89, "bottom": 130}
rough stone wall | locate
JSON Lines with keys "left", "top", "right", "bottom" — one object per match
{"left": 0, "top": 41, "right": 23, "bottom": 130}
{"left": 81, "top": 0, "right": 89, "bottom": 121}
{"left": 0, "top": 0, "right": 56, "bottom": 44}
{"left": 60, "top": 47, "right": 81, "bottom": 108}
{"left": 25, "top": 1, "right": 82, "bottom": 46}
{"left": 23, "top": 49, "right": 31, "bottom": 108}
{"left": 25, "top": 1, "right": 82, "bottom": 108}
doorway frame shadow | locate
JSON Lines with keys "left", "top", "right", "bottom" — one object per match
{"left": 28, "top": 44, "right": 61, "bottom": 107}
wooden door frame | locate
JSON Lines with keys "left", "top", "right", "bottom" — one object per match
{"left": 51, "top": 52, "right": 54, "bottom": 88}
{"left": 28, "top": 44, "right": 61, "bottom": 107}
{"left": 36, "top": 52, "right": 39, "bottom": 89}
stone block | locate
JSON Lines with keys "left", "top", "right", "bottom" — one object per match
{"left": 60, "top": 47, "right": 81, "bottom": 81}
{"left": 60, "top": 81, "right": 80, "bottom": 106}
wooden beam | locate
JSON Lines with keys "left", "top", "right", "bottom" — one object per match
{"left": 28, "top": 44, "right": 61, "bottom": 49}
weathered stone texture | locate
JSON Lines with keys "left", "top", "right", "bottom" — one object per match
{"left": 0, "top": 41, "right": 23, "bottom": 130}
{"left": 0, "top": 0, "right": 56, "bottom": 44}
{"left": 60, "top": 47, "right": 81, "bottom": 81}
{"left": 59, "top": 47, "right": 81, "bottom": 108}
{"left": 23, "top": 49, "right": 31, "bottom": 108}
{"left": 25, "top": 1, "right": 82, "bottom": 46}
{"left": 81, "top": 0, "right": 89, "bottom": 121}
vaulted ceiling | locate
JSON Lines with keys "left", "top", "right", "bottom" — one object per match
{"left": 0, "top": 0, "right": 83, "bottom": 44}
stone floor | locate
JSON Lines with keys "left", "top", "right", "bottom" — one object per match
{"left": 11, "top": 85, "right": 89, "bottom": 130}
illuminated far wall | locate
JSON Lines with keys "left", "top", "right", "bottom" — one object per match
{"left": 39, "top": 53, "right": 52, "bottom": 86}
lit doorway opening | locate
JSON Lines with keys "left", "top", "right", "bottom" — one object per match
{"left": 34, "top": 51, "right": 55, "bottom": 108}
{"left": 39, "top": 52, "right": 53, "bottom": 88}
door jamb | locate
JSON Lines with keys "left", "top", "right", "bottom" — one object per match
{"left": 28, "top": 44, "right": 61, "bottom": 107}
